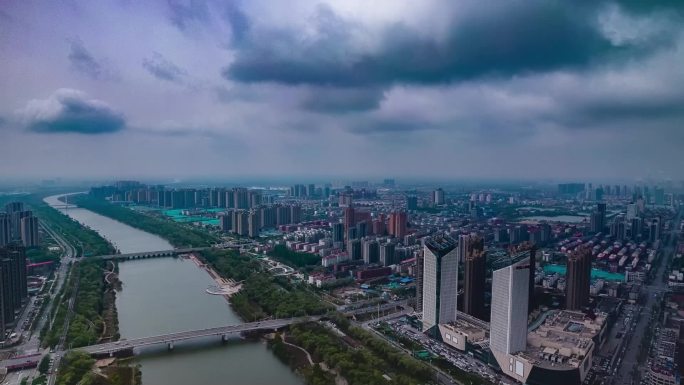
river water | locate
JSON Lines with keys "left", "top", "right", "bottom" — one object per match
{"left": 44, "top": 194, "right": 302, "bottom": 385}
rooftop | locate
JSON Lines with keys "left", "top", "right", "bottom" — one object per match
{"left": 443, "top": 317, "right": 488, "bottom": 343}
{"left": 522, "top": 310, "right": 606, "bottom": 370}
{"left": 424, "top": 235, "right": 457, "bottom": 256}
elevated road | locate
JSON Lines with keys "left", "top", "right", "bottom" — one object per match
{"left": 2, "top": 317, "right": 322, "bottom": 372}
{"left": 74, "top": 316, "right": 320, "bottom": 355}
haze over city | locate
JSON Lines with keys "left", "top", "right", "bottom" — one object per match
{"left": 3, "top": 2, "right": 684, "bottom": 385}
{"left": 1, "top": 0, "right": 683, "bottom": 181}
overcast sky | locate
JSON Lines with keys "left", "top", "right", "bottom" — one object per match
{"left": 1, "top": 0, "right": 683, "bottom": 182}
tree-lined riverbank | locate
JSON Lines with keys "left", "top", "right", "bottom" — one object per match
{"left": 71, "top": 195, "right": 218, "bottom": 248}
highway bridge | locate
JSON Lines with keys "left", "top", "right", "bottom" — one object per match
{"left": 96, "top": 247, "right": 209, "bottom": 261}
{"left": 343, "top": 300, "right": 410, "bottom": 317}
{"left": 74, "top": 316, "right": 320, "bottom": 355}
{"left": 1, "top": 317, "right": 320, "bottom": 371}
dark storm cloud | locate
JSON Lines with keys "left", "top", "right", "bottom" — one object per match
{"left": 223, "top": 1, "right": 250, "bottom": 43}
{"left": 300, "top": 87, "right": 385, "bottom": 113}
{"left": 615, "top": 0, "right": 684, "bottom": 14}
{"left": 68, "top": 38, "right": 104, "bottom": 79}
{"left": 560, "top": 92, "right": 684, "bottom": 128}
{"left": 22, "top": 89, "right": 125, "bottom": 134}
{"left": 348, "top": 117, "right": 437, "bottom": 135}
{"left": 581, "top": 98, "right": 684, "bottom": 123}
{"left": 223, "top": 1, "right": 652, "bottom": 88}
{"left": 167, "top": 0, "right": 209, "bottom": 31}
{"left": 142, "top": 52, "right": 188, "bottom": 83}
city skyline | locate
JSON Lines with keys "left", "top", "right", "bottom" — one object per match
{"left": 1, "top": 1, "right": 684, "bottom": 180}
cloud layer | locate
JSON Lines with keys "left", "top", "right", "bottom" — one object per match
{"left": 142, "top": 52, "right": 188, "bottom": 83}
{"left": 20, "top": 89, "right": 126, "bottom": 134}
{"left": 0, "top": 0, "right": 682, "bottom": 181}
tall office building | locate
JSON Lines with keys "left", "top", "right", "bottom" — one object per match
{"left": 372, "top": 217, "right": 386, "bottom": 236}
{"left": 380, "top": 242, "right": 396, "bottom": 266}
{"left": 648, "top": 218, "right": 661, "bottom": 243}
{"left": 234, "top": 210, "right": 249, "bottom": 236}
{"left": 463, "top": 236, "right": 486, "bottom": 320}
{"left": 654, "top": 187, "right": 665, "bottom": 205}
{"left": 362, "top": 239, "right": 379, "bottom": 264}
{"left": 338, "top": 192, "right": 353, "bottom": 207}
{"left": 219, "top": 212, "right": 232, "bottom": 233}
{"left": 214, "top": 188, "right": 224, "bottom": 207}
{"left": 343, "top": 206, "right": 355, "bottom": 240}
{"left": 458, "top": 233, "right": 473, "bottom": 263}
{"left": 394, "top": 211, "right": 407, "bottom": 240}
{"left": 421, "top": 236, "right": 458, "bottom": 332}
{"left": 631, "top": 217, "right": 643, "bottom": 240}
{"left": 247, "top": 211, "right": 260, "bottom": 238}
{"left": 248, "top": 190, "right": 262, "bottom": 208}
{"left": 539, "top": 223, "right": 552, "bottom": 245}
{"left": 529, "top": 246, "right": 537, "bottom": 313}
{"left": 276, "top": 206, "right": 291, "bottom": 226}
{"left": 0, "top": 244, "right": 28, "bottom": 330}
{"left": 617, "top": 220, "right": 626, "bottom": 241}
{"left": 170, "top": 190, "right": 186, "bottom": 209}
{"left": 259, "top": 206, "right": 276, "bottom": 229}
{"left": 432, "top": 188, "right": 445, "bottom": 206}
{"left": 4, "top": 202, "right": 25, "bottom": 239}
{"left": 332, "top": 222, "right": 344, "bottom": 245}
{"left": 20, "top": 216, "right": 40, "bottom": 247}
{"left": 590, "top": 203, "right": 607, "bottom": 233}
{"left": 290, "top": 205, "right": 302, "bottom": 224}
{"left": 0, "top": 258, "right": 14, "bottom": 328}
{"left": 223, "top": 189, "right": 233, "bottom": 208}
{"left": 231, "top": 210, "right": 239, "bottom": 233}
{"left": 11, "top": 211, "right": 31, "bottom": 241}
{"left": 565, "top": 247, "right": 592, "bottom": 311}
{"left": 416, "top": 251, "right": 424, "bottom": 313}
{"left": 611, "top": 215, "right": 626, "bottom": 241}
{"left": 8, "top": 244, "right": 27, "bottom": 303}
{"left": 0, "top": 214, "right": 10, "bottom": 247}
{"left": 406, "top": 196, "right": 418, "bottom": 210}
{"left": 233, "top": 188, "right": 249, "bottom": 209}
{"left": 356, "top": 221, "right": 368, "bottom": 238}
{"left": 347, "top": 239, "right": 362, "bottom": 261}
{"left": 490, "top": 252, "right": 530, "bottom": 379}
{"left": 4, "top": 202, "right": 24, "bottom": 214}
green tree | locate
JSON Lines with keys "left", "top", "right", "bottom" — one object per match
{"left": 38, "top": 354, "right": 51, "bottom": 375}
{"left": 55, "top": 351, "right": 95, "bottom": 385}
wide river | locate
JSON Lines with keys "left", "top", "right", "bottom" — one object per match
{"left": 44, "top": 194, "right": 302, "bottom": 385}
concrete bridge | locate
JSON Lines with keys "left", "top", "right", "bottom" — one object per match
{"left": 74, "top": 316, "right": 320, "bottom": 355}
{"left": 343, "top": 300, "right": 410, "bottom": 317}
{"left": 96, "top": 247, "right": 209, "bottom": 261}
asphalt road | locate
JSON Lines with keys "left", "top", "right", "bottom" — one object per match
{"left": 0, "top": 220, "right": 76, "bottom": 385}
{"left": 613, "top": 209, "right": 681, "bottom": 385}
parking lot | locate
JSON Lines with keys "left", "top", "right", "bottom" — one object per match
{"left": 372, "top": 317, "right": 516, "bottom": 385}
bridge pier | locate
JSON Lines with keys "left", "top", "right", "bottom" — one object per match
{"left": 221, "top": 334, "right": 228, "bottom": 343}
{"left": 168, "top": 342, "right": 174, "bottom": 351}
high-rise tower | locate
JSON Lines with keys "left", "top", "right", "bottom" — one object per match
{"left": 20, "top": 215, "right": 40, "bottom": 247}
{"left": 343, "top": 206, "right": 355, "bottom": 240}
{"left": 463, "top": 236, "right": 486, "bottom": 320}
{"left": 489, "top": 251, "right": 530, "bottom": 380}
{"left": 566, "top": 247, "right": 592, "bottom": 311}
{"left": 421, "top": 235, "right": 458, "bottom": 333}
